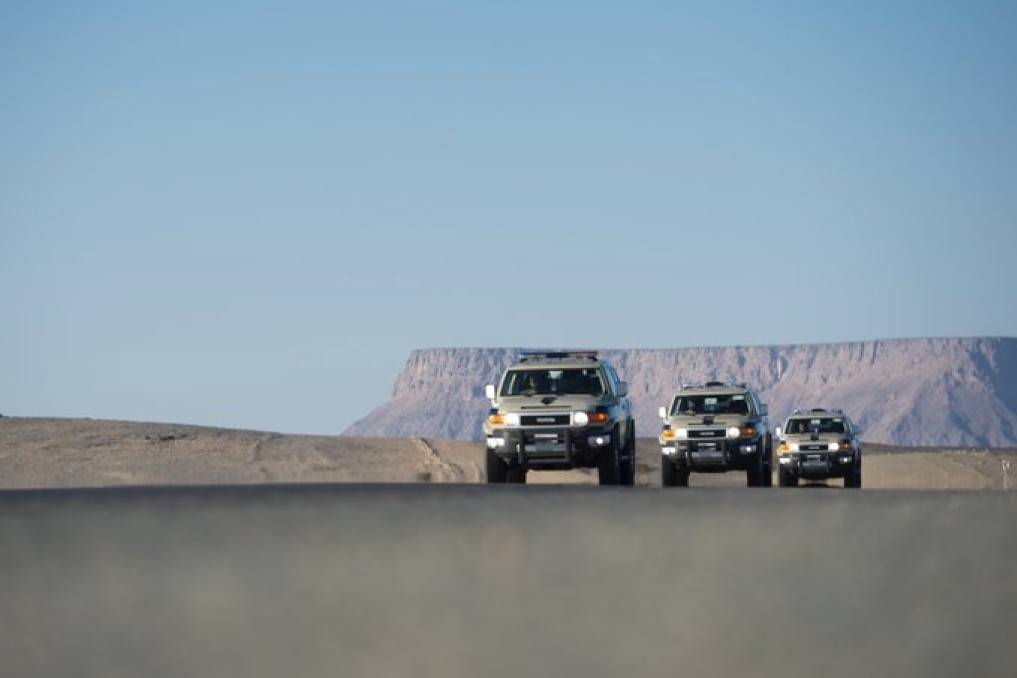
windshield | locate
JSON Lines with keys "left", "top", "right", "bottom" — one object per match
{"left": 500, "top": 368, "right": 605, "bottom": 396}
{"left": 786, "top": 418, "right": 846, "bottom": 435}
{"left": 672, "top": 394, "right": 751, "bottom": 416}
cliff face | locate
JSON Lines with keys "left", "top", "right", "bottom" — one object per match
{"left": 343, "top": 338, "right": 1017, "bottom": 447}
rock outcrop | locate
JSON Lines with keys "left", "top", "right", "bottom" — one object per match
{"left": 343, "top": 338, "right": 1017, "bottom": 447}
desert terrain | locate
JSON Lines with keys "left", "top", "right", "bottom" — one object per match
{"left": 1, "top": 416, "right": 1014, "bottom": 489}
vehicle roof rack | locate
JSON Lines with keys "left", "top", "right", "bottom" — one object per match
{"left": 791, "top": 408, "right": 845, "bottom": 416}
{"left": 679, "top": 381, "right": 749, "bottom": 390}
{"left": 518, "top": 350, "right": 599, "bottom": 363}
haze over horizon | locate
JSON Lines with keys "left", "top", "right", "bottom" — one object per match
{"left": 3, "top": 2, "right": 1016, "bottom": 434}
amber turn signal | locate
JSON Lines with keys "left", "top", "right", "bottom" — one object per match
{"left": 488, "top": 413, "right": 504, "bottom": 425}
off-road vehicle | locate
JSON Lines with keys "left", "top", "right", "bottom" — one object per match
{"left": 483, "top": 351, "right": 636, "bottom": 485}
{"left": 775, "top": 409, "right": 863, "bottom": 488}
{"left": 658, "top": 382, "right": 773, "bottom": 487}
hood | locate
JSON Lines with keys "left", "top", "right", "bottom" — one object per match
{"left": 497, "top": 394, "right": 606, "bottom": 411}
{"left": 669, "top": 413, "right": 754, "bottom": 426}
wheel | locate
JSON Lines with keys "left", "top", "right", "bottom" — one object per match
{"left": 506, "top": 465, "right": 527, "bottom": 484}
{"left": 746, "top": 451, "right": 763, "bottom": 487}
{"left": 486, "top": 447, "right": 508, "bottom": 483}
{"left": 619, "top": 423, "right": 636, "bottom": 486}
{"left": 598, "top": 431, "right": 621, "bottom": 485}
{"left": 661, "top": 456, "right": 678, "bottom": 487}
{"left": 778, "top": 465, "right": 795, "bottom": 487}
{"left": 761, "top": 434, "right": 773, "bottom": 488}
{"left": 845, "top": 459, "right": 862, "bottom": 489}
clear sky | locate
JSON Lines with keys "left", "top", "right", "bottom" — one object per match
{"left": 3, "top": 1, "right": 1016, "bottom": 434}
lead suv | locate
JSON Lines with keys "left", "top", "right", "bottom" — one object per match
{"left": 483, "top": 351, "right": 636, "bottom": 485}
{"left": 776, "top": 408, "right": 862, "bottom": 488}
{"left": 658, "top": 382, "right": 773, "bottom": 487}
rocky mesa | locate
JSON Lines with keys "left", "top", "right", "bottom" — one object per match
{"left": 343, "top": 338, "right": 1017, "bottom": 447}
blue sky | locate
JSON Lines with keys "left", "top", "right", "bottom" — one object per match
{"left": 3, "top": 1, "right": 1016, "bottom": 434}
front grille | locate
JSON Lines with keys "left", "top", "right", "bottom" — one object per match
{"left": 521, "top": 414, "right": 571, "bottom": 426}
{"left": 688, "top": 428, "right": 726, "bottom": 439}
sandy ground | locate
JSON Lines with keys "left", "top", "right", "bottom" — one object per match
{"left": 1, "top": 417, "right": 1015, "bottom": 490}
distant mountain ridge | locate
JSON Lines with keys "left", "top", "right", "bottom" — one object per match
{"left": 343, "top": 338, "right": 1017, "bottom": 447}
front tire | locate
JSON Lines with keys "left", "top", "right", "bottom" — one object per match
{"left": 779, "top": 465, "right": 799, "bottom": 487}
{"left": 486, "top": 447, "right": 509, "bottom": 483}
{"left": 844, "top": 459, "right": 862, "bottom": 489}
{"left": 761, "top": 435, "right": 773, "bottom": 488}
{"left": 746, "top": 451, "right": 764, "bottom": 487}
{"left": 598, "top": 433, "right": 621, "bottom": 486}
{"left": 619, "top": 423, "right": 636, "bottom": 486}
{"left": 661, "top": 455, "right": 677, "bottom": 487}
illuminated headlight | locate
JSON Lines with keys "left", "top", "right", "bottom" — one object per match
{"left": 675, "top": 428, "right": 689, "bottom": 440}
{"left": 790, "top": 443, "right": 800, "bottom": 452}
{"left": 573, "top": 411, "right": 589, "bottom": 425}
{"left": 727, "top": 427, "right": 741, "bottom": 439}
{"left": 827, "top": 442, "right": 839, "bottom": 452}
{"left": 504, "top": 413, "right": 521, "bottom": 427}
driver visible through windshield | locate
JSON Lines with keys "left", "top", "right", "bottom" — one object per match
{"left": 672, "top": 394, "right": 751, "bottom": 416}
{"left": 500, "top": 368, "right": 605, "bottom": 397}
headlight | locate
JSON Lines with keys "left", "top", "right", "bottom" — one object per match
{"left": 727, "top": 426, "right": 740, "bottom": 438}
{"left": 675, "top": 428, "right": 689, "bottom": 440}
{"left": 827, "top": 442, "right": 840, "bottom": 452}
{"left": 504, "top": 413, "right": 520, "bottom": 427}
{"left": 574, "top": 411, "right": 589, "bottom": 425}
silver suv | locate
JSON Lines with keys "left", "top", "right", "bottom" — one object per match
{"left": 658, "top": 382, "right": 773, "bottom": 487}
{"left": 775, "top": 409, "right": 862, "bottom": 488}
{"left": 483, "top": 351, "right": 636, "bottom": 485}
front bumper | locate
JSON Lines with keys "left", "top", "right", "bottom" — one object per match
{"left": 488, "top": 426, "right": 614, "bottom": 469}
{"left": 660, "top": 437, "right": 761, "bottom": 472}
{"left": 779, "top": 451, "right": 856, "bottom": 478}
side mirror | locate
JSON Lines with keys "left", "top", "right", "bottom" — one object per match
{"left": 658, "top": 406, "right": 668, "bottom": 420}
{"left": 617, "top": 381, "right": 629, "bottom": 397}
{"left": 774, "top": 426, "right": 783, "bottom": 439}
{"left": 485, "top": 384, "right": 496, "bottom": 401}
